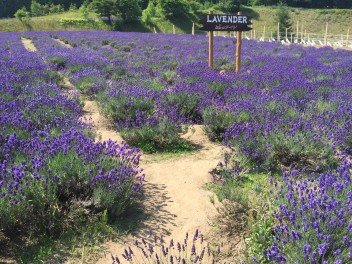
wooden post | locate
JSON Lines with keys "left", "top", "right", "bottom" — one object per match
{"left": 263, "top": 25, "right": 266, "bottom": 41}
{"left": 173, "top": 24, "right": 175, "bottom": 34}
{"left": 192, "top": 23, "right": 195, "bottom": 35}
{"left": 324, "top": 22, "right": 328, "bottom": 46}
{"left": 285, "top": 28, "right": 288, "bottom": 41}
{"left": 253, "top": 29, "right": 256, "bottom": 40}
{"left": 290, "top": 32, "right": 293, "bottom": 43}
{"left": 296, "top": 21, "right": 299, "bottom": 43}
{"left": 208, "top": 30, "right": 214, "bottom": 68}
{"left": 277, "top": 22, "right": 280, "bottom": 41}
{"left": 347, "top": 28, "right": 350, "bottom": 46}
{"left": 208, "top": 11, "right": 214, "bottom": 68}
{"left": 301, "top": 24, "right": 304, "bottom": 43}
{"left": 236, "top": 11, "right": 242, "bottom": 74}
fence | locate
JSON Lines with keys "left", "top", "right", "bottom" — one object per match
{"left": 209, "top": 22, "right": 352, "bottom": 49}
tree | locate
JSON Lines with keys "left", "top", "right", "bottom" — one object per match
{"left": 224, "top": 0, "right": 249, "bottom": 13}
{"left": 138, "top": 0, "right": 149, "bottom": 9}
{"left": 91, "top": 0, "right": 118, "bottom": 23}
{"left": 14, "top": 6, "right": 30, "bottom": 21}
{"left": 30, "top": 0, "right": 48, "bottom": 16}
{"left": 78, "top": 4, "right": 89, "bottom": 19}
{"left": 274, "top": 2, "right": 292, "bottom": 38}
{"left": 158, "top": 0, "right": 188, "bottom": 18}
{"left": 117, "top": 0, "right": 141, "bottom": 22}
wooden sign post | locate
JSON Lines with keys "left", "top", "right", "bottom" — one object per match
{"left": 236, "top": 21, "right": 242, "bottom": 72}
{"left": 209, "top": 27, "right": 214, "bottom": 68}
{"left": 199, "top": 12, "right": 252, "bottom": 73}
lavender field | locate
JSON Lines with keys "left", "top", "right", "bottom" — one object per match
{"left": 1, "top": 30, "right": 351, "bottom": 263}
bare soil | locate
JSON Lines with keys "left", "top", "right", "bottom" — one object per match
{"left": 21, "top": 37, "right": 37, "bottom": 52}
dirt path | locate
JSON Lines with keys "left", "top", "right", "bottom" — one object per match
{"left": 21, "top": 37, "right": 37, "bottom": 52}
{"left": 82, "top": 100, "right": 124, "bottom": 144}
{"left": 53, "top": 38, "right": 73, "bottom": 48}
{"left": 95, "top": 126, "right": 223, "bottom": 264}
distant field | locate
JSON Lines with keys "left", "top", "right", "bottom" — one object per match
{"left": 0, "top": 6, "right": 351, "bottom": 40}
{"left": 0, "top": 11, "right": 103, "bottom": 32}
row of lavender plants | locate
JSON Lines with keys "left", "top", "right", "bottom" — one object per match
{"left": 0, "top": 32, "right": 144, "bottom": 243}
{"left": 24, "top": 31, "right": 352, "bottom": 263}
{"left": 31, "top": 31, "right": 351, "bottom": 168}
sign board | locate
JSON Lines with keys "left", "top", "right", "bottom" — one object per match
{"left": 199, "top": 14, "right": 252, "bottom": 32}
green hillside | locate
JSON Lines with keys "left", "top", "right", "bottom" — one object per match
{"left": 251, "top": 7, "right": 351, "bottom": 40}
{"left": 0, "top": 6, "right": 351, "bottom": 42}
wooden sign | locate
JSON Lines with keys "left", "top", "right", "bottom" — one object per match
{"left": 199, "top": 14, "right": 252, "bottom": 32}
{"left": 199, "top": 12, "right": 252, "bottom": 73}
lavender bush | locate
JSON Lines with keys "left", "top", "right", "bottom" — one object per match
{"left": 261, "top": 159, "right": 352, "bottom": 263}
{"left": 0, "top": 33, "right": 144, "bottom": 237}
{"left": 112, "top": 230, "right": 223, "bottom": 264}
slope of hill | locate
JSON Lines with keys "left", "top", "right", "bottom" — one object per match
{"left": 0, "top": 6, "right": 351, "bottom": 40}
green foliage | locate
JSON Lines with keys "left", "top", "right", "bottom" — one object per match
{"left": 141, "top": 0, "right": 157, "bottom": 23}
{"left": 158, "top": 0, "right": 189, "bottom": 18}
{"left": 211, "top": 163, "right": 274, "bottom": 249}
{"left": 59, "top": 18, "right": 106, "bottom": 29}
{"left": 78, "top": 4, "right": 89, "bottom": 19}
{"left": 166, "top": 92, "right": 201, "bottom": 121}
{"left": 229, "top": 129, "right": 338, "bottom": 173}
{"left": 246, "top": 218, "right": 275, "bottom": 263}
{"left": 47, "top": 56, "right": 67, "bottom": 69}
{"left": 120, "top": 119, "right": 191, "bottom": 153}
{"left": 99, "top": 94, "right": 155, "bottom": 124}
{"left": 75, "top": 76, "right": 103, "bottom": 95}
{"left": 30, "top": 0, "right": 65, "bottom": 17}
{"left": 93, "top": 181, "right": 134, "bottom": 218}
{"left": 343, "top": 133, "right": 352, "bottom": 154}
{"left": 274, "top": 2, "right": 292, "bottom": 36}
{"left": 223, "top": 0, "right": 248, "bottom": 13}
{"left": 202, "top": 107, "right": 241, "bottom": 141}
{"left": 69, "top": 3, "right": 78, "bottom": 11}
{"left": 162, "top": 69, "right": 177, "bottom": 84}
{"left": 101, "top": 39, "right": 110, "bottom": 45}
{"left": 14, "top": 7, "right": 30, "bottom": 22}
{"left": 31, "top": 0, "right": 47, "bottom": 16}
{"left": 90, "top": 0, "right": 117, "bottom": 22}
{"left": 117, "top": 0, "right": 142, "bottom": 22}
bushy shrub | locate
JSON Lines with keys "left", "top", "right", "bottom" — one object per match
{"left": 202, "top": 106, "right": 238, "bottom": 141}
{"left": 47, "top": 56, "right": 67, "bottom": 69}
{"left": 75, "top": 75, "right": 104, "bottom": 95}
{"left": 99, "top": 92, "right": 156, "bottom": 127}
{"left": 120, "top": 118, "right": 190, "bottom": 153}
{"left": 166, "top": 92, "right": 201, "bottom": 122}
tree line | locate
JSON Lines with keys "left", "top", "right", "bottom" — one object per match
{"left": 1, "top": 0, "right": 351, "bottom": 19}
